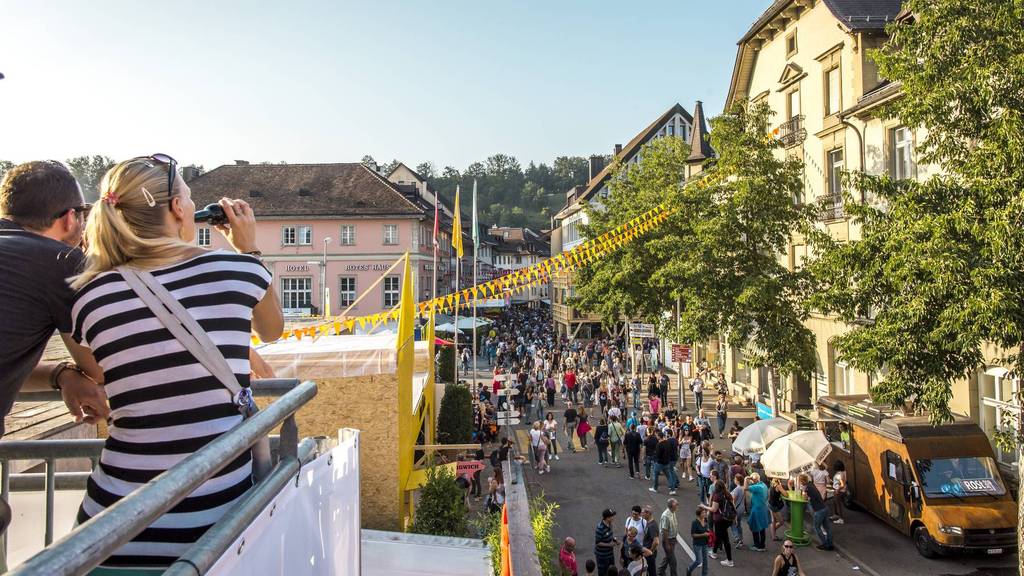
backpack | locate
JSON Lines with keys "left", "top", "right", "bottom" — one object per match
{"left": 722, "top": 494, "right": 738, "bottom": 522}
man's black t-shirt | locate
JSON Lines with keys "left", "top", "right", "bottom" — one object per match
{"left": 643, "top": 435, "right": 659, "bottom": 458}
{"left": 623, "top": 430, "right": 643, "bottom": 454}
{"left": 564, "top": 408, "right": 577, "bottom": 423}
{"left": 655, "top": 440, "right": 674, "bottom": 465}
{"left": 0, "top": 220, "right": 82, "bottom": 436}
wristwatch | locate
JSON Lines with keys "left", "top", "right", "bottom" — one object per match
{"left": 51, "top": 361, "right": 86, "bottom": 390}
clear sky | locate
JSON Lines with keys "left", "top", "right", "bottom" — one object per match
{"left": 1, "top": 0, "right": 770, "bottom": 171}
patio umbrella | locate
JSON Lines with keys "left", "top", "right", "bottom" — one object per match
{"left": 761, "top": 430, "right": 832, "bottom": 479}
{"left": 435, "top": 323, "right": 464, "bottom": 334}
{"left": 435, "top": 337, "right": 454, "bottom": 346}
{"left": 731, "top": 417, "right": 795, "bottom": 455}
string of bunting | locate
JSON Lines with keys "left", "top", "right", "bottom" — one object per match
{"left": 263, "top": 202, "right": 673, "bottom": 344}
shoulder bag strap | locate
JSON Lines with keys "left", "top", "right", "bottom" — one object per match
{"left": 118, "top": 266, "right": 242, "bottom": 399}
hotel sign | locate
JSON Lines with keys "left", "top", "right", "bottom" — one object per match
{"left": 284, "top": 264, "right": 310, "bottom": 272}
{"left": 345, "top": 263, "right": 391, "bottom": 272}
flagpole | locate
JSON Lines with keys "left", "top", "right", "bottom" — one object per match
{"left": 472, "top": 179, "right": 479, "bottom": 386}
{"left": 453, "top": 185, "right": 460, "bottom": 386}
{"left": 431, "top": 191, "right": 438, "bottom": 311}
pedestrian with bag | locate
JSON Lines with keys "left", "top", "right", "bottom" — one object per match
{"left": 608, "top": 415, "right": 625, "bottom": 468}
{"left": 715, "top": 394, "right": 728, "bottom": 437}
{"left": 624, "top": 423, "right": 643, "bottom": 480}
{"left": 545, "top": 412, "right": 561, "bottom": 461}
{"left": 595, "top": 417, "right": 610, "bottom": 466}
{"left": 577, "top": 407, "right": 591, "bottom": 450}
{"left": 658, "top": 498, "right": 680, "bottom": 576}
{"left": 745, "top": 473, "right": 772, "bottom": 551}
{"left": 690, "top": 375, "right": 704, "bottom": 410}
{"left": 801, "top": 472, "right": 835, "bottom": 551}
{"left": 564, "top": 402, "right": 578, "bottom": 452}
{"left": 702, "top": 480, "right": 736, "bottom": 567}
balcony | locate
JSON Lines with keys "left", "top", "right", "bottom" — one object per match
{"left": 774, "top": 115, "right": 806, "bottom": 148}
{"left": 817, "top": 193, "right": 845, "bottom": 221}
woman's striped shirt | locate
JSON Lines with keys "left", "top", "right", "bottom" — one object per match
{"left": 71, "top": 250, "right": 271, "bottom": 568}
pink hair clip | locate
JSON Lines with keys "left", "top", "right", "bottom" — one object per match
{"left": 100, "top": 190, "right": 119, "bottom": 206}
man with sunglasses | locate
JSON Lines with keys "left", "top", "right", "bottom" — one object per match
{"left": 0, "top": 161, "right": 109, "bottom": 436}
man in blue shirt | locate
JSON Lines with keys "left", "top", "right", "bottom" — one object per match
{"left": 594, "top": 508, "right": 619, "bottom": 576}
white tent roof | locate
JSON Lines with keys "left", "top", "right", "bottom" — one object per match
{"left": 361, "top": 530, "right": 490, "bottom": 576}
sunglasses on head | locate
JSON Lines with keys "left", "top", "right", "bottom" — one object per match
{"left": 129, "top": 153, "right": 178, "bottom": 197}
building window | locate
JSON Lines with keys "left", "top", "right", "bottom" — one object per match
{"left": 892, "top": 126, "right": 915, "bottom": 180}
{"left": 979, "top": 368, "right": 1020, "bottom": 467}
{"left": 384, "top": 224, "right": 399, "bottom": 245}
{"left": 282, "top": 226, "right": 297, "bottom": 246}
{"left": 298, "top": 225, "right": 313, "bottom": 245}
{"left": 281, "top": 277, "right": 312, "bottom": 310}
{"left": 339, "top": 276, "right": 356, "bottom": 307}
{"left": 340, "top": 225, "right": 356, "bottom": 245}
{"left": 383, "top": 276, "right": 400, "bottom": 307}
{"left": 787, "top": 89, "right": 801, "bottom": 120}
{"left": 825, "top": 67, "right": 841, "bottom": 116}
{"left": 834, "top": 361, "right": 853, "bottom": 395}
{"left": 827, "top": 148, "right": 844, "bottom": 197}
{"left": 785, "top": 30, "right": 798, "bottom": 58}
{"left": 196, "top": 227, "right": 211, "bottom": 247}
{"left": 667, "top": 124, "right": 675, "bottom": 136}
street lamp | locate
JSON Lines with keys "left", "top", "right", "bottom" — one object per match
{"left": 322, "top": 237, "right": 332, "bottom": 317}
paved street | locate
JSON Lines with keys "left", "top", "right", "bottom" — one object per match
{"left": 488, "top": 376, "right": 1019, "bottom": 576}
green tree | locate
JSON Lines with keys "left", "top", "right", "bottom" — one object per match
{"left": 437, "top": 382, "right": 474, "bottom": 443}
{"left": 409, "top": 464, "right": 467, "bottom": 537}
{"left": 65, "top": 155, "right": 115, "bottom": 202}
{"left": 806, "top": 1, "right": 1024, "bottom": 561}
{"left": 575, "top": 103, "right": 816, "bottom": 412}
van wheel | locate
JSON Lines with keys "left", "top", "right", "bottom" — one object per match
{"left": 914, "top": 526, "right": 940, "bottom": 559}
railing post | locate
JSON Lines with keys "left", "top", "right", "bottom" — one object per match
{"left": 44, "top": 459, "right": 54, "bottom": 546}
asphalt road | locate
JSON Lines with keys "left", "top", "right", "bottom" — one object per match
{"left": 498, "top": 378, "right": 1018, "bottom": 576}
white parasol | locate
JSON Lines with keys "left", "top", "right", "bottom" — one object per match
{"left": 761, "top": 430, "right": 832, "bottom": 479}
{"left": 731, "top": 417, "right": 795, "bottom": 455}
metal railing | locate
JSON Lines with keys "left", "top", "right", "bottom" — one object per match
{"left": 502, "top": 458, "right": 543, "bottom": 576}
{"left": 775, "top": 114, "right": 806, "bottom": 148}
{"left": 817, "top": 194, "right": 845, "bottom": 221}
{"left": 6, "top": 379, "right": 318, "bottom": 576}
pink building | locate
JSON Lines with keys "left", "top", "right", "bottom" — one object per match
{"left": 187, "top": 162, "right": 455, "bottom": 318}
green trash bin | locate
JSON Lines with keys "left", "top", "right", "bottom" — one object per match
{"left": 782, "top": 490, "right": 811, "bottom": 546}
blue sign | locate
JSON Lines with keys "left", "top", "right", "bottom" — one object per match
{"left": 756, "top": 402, "right": 775, "bottom": 420}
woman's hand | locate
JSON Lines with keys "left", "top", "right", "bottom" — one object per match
{"left": 215, "top": 198, "right": 260, "bottom": 254}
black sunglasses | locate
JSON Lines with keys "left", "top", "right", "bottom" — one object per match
{"left": 52, "top": 203, "right": 91, "bottom": 220}
{"left": 129, "top": 153, "right": 178, "bottom": 198}
{"left": 784, "top": 544, "right": 794, "bottom": 548}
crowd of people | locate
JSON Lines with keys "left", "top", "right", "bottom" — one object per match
{"left": 460, "top": 305, "right": 843, "bottom": 576}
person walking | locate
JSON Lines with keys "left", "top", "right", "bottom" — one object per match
{"left": 530, "top": 421, "right": 548, "bottom": 473}
{"left": 690, "top": 375, "right": 704, "bottom": 410}
{"left": 608, "top": 415, "right": 625, "bottom": 468}
{"left": 696, "top": 450, "right": 714, "bottom": 505}
{"left": 595, "top": 417, "right": 610, "bottom": 466}
{"left": 643, "top": 428, "right": 659, "bottom": 481}
{"left": 564, "top": 402, "right": 578, "bottom": 452}
{"left": 545, "top": 412, "right": 561, "bottom": 461}
{"left": 772, "top": 540, "right": 805, "bottom": 576}
{"left": 648, "top": 431, "right": 673, "bottom": 494}
{"left": 640, "top": 506, "right": 660, "bottom": 576}
{"left": 624, "top": 424, "right": 643, "bottom": 480}
{"left": 715, "top": 394, "right": 728, "bottom": 437}
{"left": 685, "top": 507, "right": 710, "bottom": 576}
{"left": 769, "top": 477, "right": 787, "bottom": 541}
{"left": 546, "top": 372, "right": 557, "bottom": 408}
{"left": 577, "top": 407, "right": 591, "bottom": 450}
{"left": 657, "top": 498, "right": 680, "bottom": 576}
{"left": 595, "top": 509, "right": 619, "bottom": 576}
{"left": 559, "top": 537, "right": 578, "bottom": 576}
{"left": 802, "top": 472, "right": 835, "bottom": 551}
{"left": 703, "top": 480, "right": 735, "bottom": 567}
{"left": 729, "top": 474, "right": 746, "bottom": 549}
{"left": 745, "top": 473, "right": 771, "bottom": 552}
{"left": 832, "top": 461, "right": 848, "bottom": 524}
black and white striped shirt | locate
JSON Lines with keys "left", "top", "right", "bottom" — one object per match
{"left": 71, "top": 250, "right": 271, "bottom": 567}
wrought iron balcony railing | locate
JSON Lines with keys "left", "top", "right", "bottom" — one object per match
{"left": 774, "top": 115, "right": 806, "bottom": 148}
{"left": 817, "top": 194, "right": 845, "bottom": 221}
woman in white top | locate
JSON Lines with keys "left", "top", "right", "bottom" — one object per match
{"left": 544, "top": 412, "right": 560, "bottom": 461}
{"left": 68, "top": 155, "right": 283, "bottom": 570}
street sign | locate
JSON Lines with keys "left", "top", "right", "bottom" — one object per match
{"left": 495, "top": 410, "right": 520, "bottom": 419}
{"left": 671, "top": 343, "right": 691, "bottom": 363}
{"left": 496, "top": 388, "right": 520, "bottom": 396}
{"left": 629, "top": 323, "right": 656, "bottom": 338}
{"left": 503, "top": 418, "right": 521, "bottom": 425}
{"left": 456, "top": 460, "right": 486, "bottom": 478}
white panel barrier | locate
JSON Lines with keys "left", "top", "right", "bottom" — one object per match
{"left": 207, "top": 429, "right": 361, "bottom": 576}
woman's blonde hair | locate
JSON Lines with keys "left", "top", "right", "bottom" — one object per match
{"left": 72, "top": 159, "right": 194, "bottom": 289}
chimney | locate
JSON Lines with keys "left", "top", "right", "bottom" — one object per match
{"left": 588, "top": 155, "right": 606, "bottom": 181}
{"left": 181, "top": 166, "right": 203, "bottom": 182}
{"left": 234, "top": 160, "right": 249, "bottom": 166}
{"left": 613, "top": 143, "right": 623, "bottom": 156}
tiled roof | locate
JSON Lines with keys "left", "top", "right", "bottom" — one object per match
{"left": 187, "top": 163, "right": 424, "bottom": 218}
{"left": 740, "top": 0, "right": 903, "bottom": 44}
{"left": 577, "top": 103, "right": 693, "bottom": 204}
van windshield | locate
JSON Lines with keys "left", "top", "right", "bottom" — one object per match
{"left": 914, "top": 457, "right": 1007, "bottom": 498}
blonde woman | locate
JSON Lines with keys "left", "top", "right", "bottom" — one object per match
{"left": 67, "top": 155, "right": 283, "bottom": 571}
